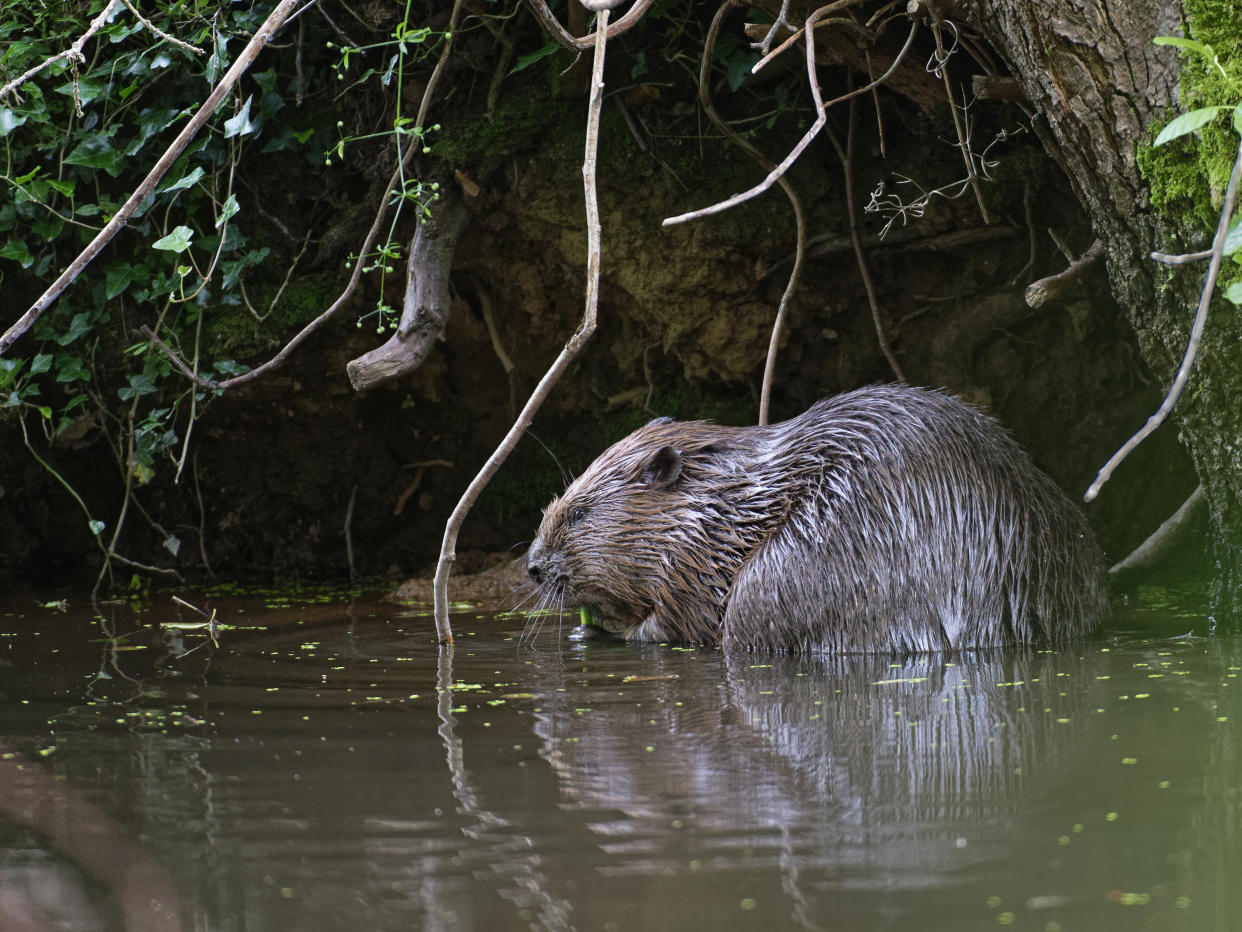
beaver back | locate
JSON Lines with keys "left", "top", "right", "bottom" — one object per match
{"left": 527, "top": 384, "right": 1107, "bottom": 652}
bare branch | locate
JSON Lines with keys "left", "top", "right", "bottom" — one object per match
{"left": 697, "top": 2, "right": 806, "bottom": 426}
{"left": 826, "top": 94, "right": 905, "bottom": 381}
{"left": 345, "top": 188, "right": 469, "bottom": 391}
{"left": 0, "top": 0, "right": 123, "bottom": 102}
{"left": 1024, "top": 238, "right": 1103, "bottom": 308}
{"left": 1151, "top": 248, "right": 1213, "bottom": 265}
{"left": 662, "top": 15, "right": 920, "bottom": 228}
{"left": 1085, "top": 136, "right": 1242, "bottom": 502}
{"left": 523, "top": 0, "right": 657, "bottom": 51}
{"left": 120, "top": 0, "right": 206, "bottom": 56}
{"left": 433, "top": 1, "right": 625, "bottom": 645}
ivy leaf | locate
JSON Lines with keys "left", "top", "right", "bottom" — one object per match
{"left": 1225, "top": 216, "right": 1242, "bottom": 257}
{"left": 509, "top": 43, "right": 560, "bottom": 75}
{"left": 223, "top": 95, "right": 254, "bottom": 138}
{"left": 88, "top": 519, "right": 106, "bottom": 536}
{"left": 162, "top": 534, "right": 181, "bottom": 557}
{"left": 56, "top": 312, "right": 94, "bottom": 346}
{"left": 216, "top": 194, "right": 240, "bottom": 228}
{"left": 0, "top": 237, "right": 34, "bottom": 268}
{"left": 30, "top": 353, "right": 53, "bottom": 375}
{"left": 152, "top": 226, "right": 194, "bottom": 253}
{"left": 0, "top": 108, "right": 27, "bottom": 136}
{"left": 63, "top": 127, "right": 126, "bottom": 175}
{"left": 0, "top": 358, "right": 22, "bottom": 389}
{"left": 1154, "top": 106, "right": 1227, "bottom": 145}
{"left": 159, "top": 166, "right": 204, "bottom": 194}
{"left": 118, "top": 372, "right": 158, "bottom": 400}
{"left": 1224, "top": 282, "right": 1242, "bottom": 306}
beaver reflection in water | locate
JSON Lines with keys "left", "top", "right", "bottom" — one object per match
{"left": 526, "top": 384, "right": 1108, "bottom": 653}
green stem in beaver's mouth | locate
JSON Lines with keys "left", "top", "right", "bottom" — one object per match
{"left": 579, "top": 606, "right": 595, "bottom": 627}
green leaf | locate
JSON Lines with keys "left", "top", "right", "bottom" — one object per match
{"left": 158, "top": 166, "right": 204, "bottom": 194}
{"left": 30, "top": 353, "right": 53, "bottom": 375}
{"left": 54, "top": 355, "right": 90, "bottom": 383}
{"left": 1225, "top": 216, "right": 1242, "bottom": 257}
{"left": 216, "top": 194, "right": 240, "bottom": 228}
{"left": 88, "top": 519, "right": 106, "bottom": 536}
{"left": 152, "top": 225, "right": 194, "bottom": 252}
{"left": 0, "top": 358, "right": 23, "bottom": 389}
{"left": 46, "top": 178, "right": 75, "bottom": 197}
{"left": 0, "top": 108, "right": 27, "bottom": 136}
{"left": 162, "top": 534, "right": 181, "bottom": 557}
{"left": 509, "top": 43, "right": 561, "bottom": 75}
{"left": 0, "top": 237, "right": 34, "bottom": 268}
{"left": 1154, "top": 106, "right": 1227, "bottom": 145}
{"left": 1234, "top": 105, "right": 1242, "bottom": 137}
{"left": 105, "top": 264, "right": 138, "bottom": 299}
{"left": 1224, "top": 281, "right": 1242, "bottom": 305}
{"left": 1154, "top": 36, "right": 1214, "bottom": 59}
{"left": 56, "top": 312, "right": 94, "bottom": 346}
{"left": 223, "top": 95, "right": 254, "bottom": 138}
{"left": 63, "top": 127, "right": 126, "bottom": 175}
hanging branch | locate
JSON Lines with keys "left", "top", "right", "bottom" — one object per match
{"left": 0, "top": 0, "right": 301, "bottom": 357}
{"left": 697, "top": 1, "right": 807, "bottom": 426}
{"left": 825, "top": 92, "right": 905, "bottom": 381}
{"left": 432, "top": 0, "right": 628, "bottom": 646}
{"left": 662, "top": 14, "right": 920, "bottom": 228}
{"left": 1084, "top": 136, "right": 1242, "bottom": 502}
{"left": 523, "top": 0, "right": 656, "bottom": 50}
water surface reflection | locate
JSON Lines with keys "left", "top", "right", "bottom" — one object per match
{"left": 0, "top": 590, "right": 1237, "bottom": 930}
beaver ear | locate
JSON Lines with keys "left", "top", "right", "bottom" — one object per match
{"left": 639, "top": 445, "right": 683, "bottom": 489}
{"left": 645, "top": 415, "right": 673, "bottom": 428}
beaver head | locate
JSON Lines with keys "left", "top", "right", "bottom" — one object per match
{"left": 526, "top": 417, "right": 772, "bottom": 643}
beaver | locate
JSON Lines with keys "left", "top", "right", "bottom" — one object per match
{"left": 525, "top": 384, "right": 1108, "bottom": 653}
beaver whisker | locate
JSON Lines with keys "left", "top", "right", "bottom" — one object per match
{"left": 524, "top": 384, "right": 1108, "bottom": 654}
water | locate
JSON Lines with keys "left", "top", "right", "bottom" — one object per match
{"left": 0, "top": 582, "right": 1238, "bottom": 931}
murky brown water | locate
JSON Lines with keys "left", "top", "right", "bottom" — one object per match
{"left": 0, "top": 581, "right": 1237, "bottom": 931}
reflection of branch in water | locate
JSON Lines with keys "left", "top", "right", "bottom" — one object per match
{"left": 435, "top": 647, "right": 576, "bottom": 930}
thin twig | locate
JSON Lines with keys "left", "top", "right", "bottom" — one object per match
{"left": 120, "top": 0, "right": 205, "bottom": 55}
{"left": 826, "top": 92, "right": 905, "bottom": 381}
{"left": 750, "top": 0, "right": 871, "bottom": 75}
{"left": 523, "top": 0, "right": 655, "bottom": 51}
{"left": 433, "top": 1, "right": 624, "bottom": 645}
{"left": 0, "top": 0, "right": 123, "bottom": 102}
{"left": 927, "top": 14, "right": 990, "bottom": 224}
{"left": 697, "top": 2, "right": 806, "bottom": 425}
{"left": 1151, "top": 248, "right": 1213, "bottom": 265}
{"left": 0, "top": 0, "right": 302, "bottom": 357}
{"left": 1084, "top": 136, "right": 1242, "bottom": 502}
{"left": 662, "top": 15, "right": 920, "bottom": 228}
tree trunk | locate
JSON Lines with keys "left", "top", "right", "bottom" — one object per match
{"left": 962, "top": 0, "right": 1242, "bottom": 608}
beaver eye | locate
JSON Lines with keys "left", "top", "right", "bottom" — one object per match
{"left": 569, "top": 505, "right": 589, "bottom": 525}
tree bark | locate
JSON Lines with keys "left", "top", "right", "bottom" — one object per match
{"left": 961, "top": 0, "right": 1242, "bottom": 608}
{"left": 346, "top": 187, "right": 469, "bottom": 391}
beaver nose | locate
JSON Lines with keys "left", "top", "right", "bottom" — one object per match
{"left": 527, "top": 540, "right": 545, "bottom": 584}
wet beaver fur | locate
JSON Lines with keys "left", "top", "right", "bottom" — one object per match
{"left": 526, "top": 384, "right": 1108, "bottom": 653}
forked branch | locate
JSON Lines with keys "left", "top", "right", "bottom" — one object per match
{"left": 1084, "top": 137, "right": 1242, "bottom": 502}
{"left": 432, "top": 0, "right": 629, "bottom": 645}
